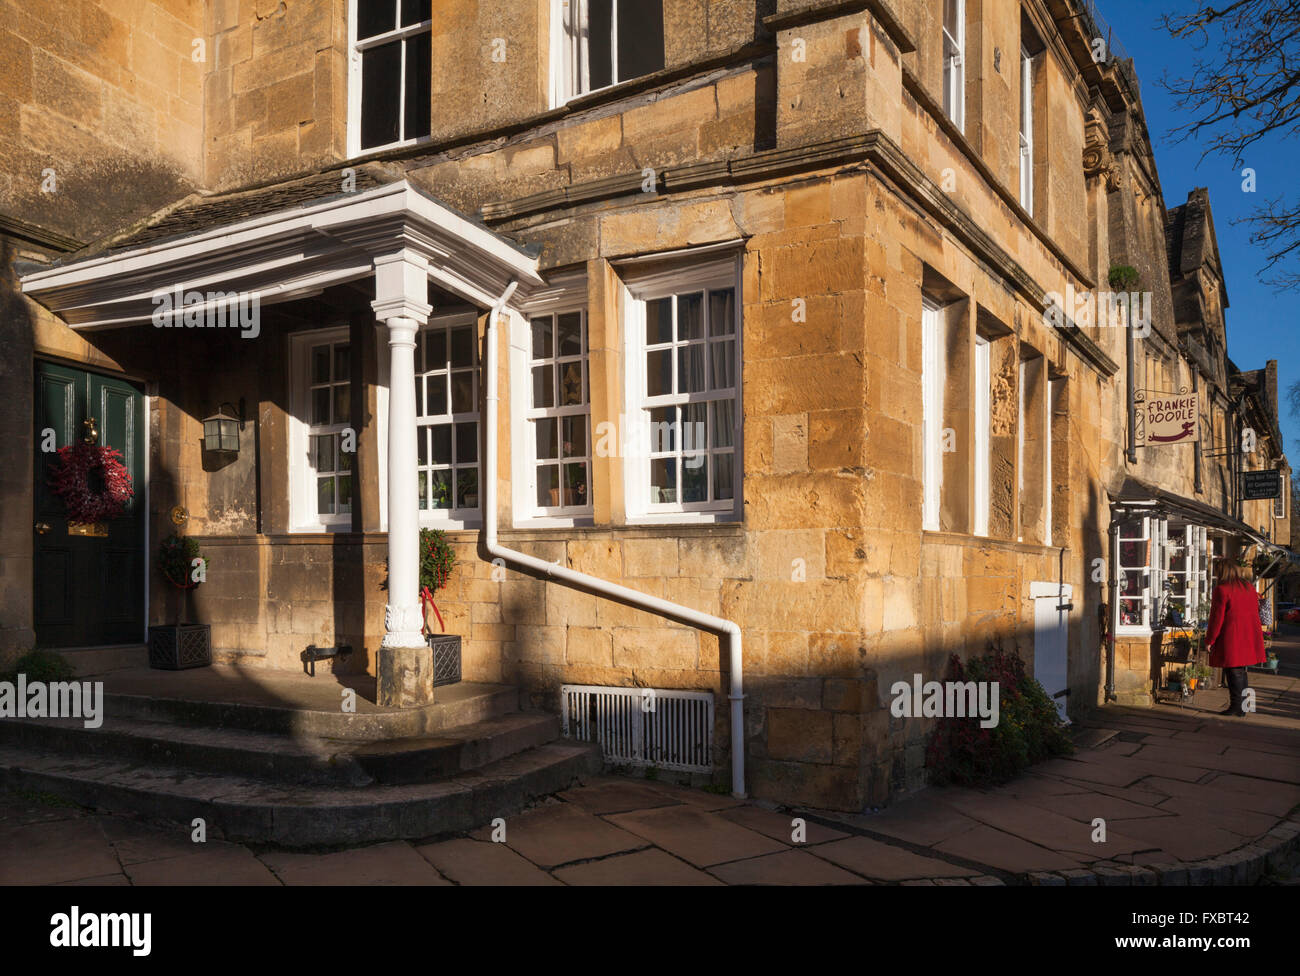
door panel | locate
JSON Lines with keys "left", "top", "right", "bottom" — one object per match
{"left": 34, "top": 362, "right": 146, "bottom": 647}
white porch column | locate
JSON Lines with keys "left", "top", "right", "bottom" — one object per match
{"left": 372, "top": 249, "right": 434, "bottom": 706}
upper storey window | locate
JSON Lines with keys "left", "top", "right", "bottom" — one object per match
{"left": 553, "top": 0, "right": 665, "bottom": 105}
{"left": 350, "top": 0, "right": 433, "bottom": 155}
{"left": 942, "top": 0, "right": 965, "bottom": 132}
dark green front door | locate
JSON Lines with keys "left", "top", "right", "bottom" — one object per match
{"left": 34, "top": 361, "right": 146, "bottom": 647}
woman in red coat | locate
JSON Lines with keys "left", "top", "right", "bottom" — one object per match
{"left": 1204, "top": 558, "right": 1267, "bottom": 716}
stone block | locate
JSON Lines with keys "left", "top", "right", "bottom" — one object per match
{"left": 376, "top": 644, "right": 435, "bottom": 708}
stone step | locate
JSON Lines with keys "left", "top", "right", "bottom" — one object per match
{"left": 49, "top": 644, "right": 149, "bottom": 677}
{"left": 0, "top": 711, "right": 562, "bottom": 787}
{"left": 94, "top": 674, "right": 520, "bottom": 741}
{"left": 0, "top": 739, "right": 602, "bottom": 846}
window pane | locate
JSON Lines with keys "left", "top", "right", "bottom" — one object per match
{"left": 682, "top": 454, "right": 707, "bottom": 503}
{"left": 557, "top": 312, "right": 583, "bottom": 356}
{"left": 532, "top": 365, "right": 555, "bottom": 408}
{"left": 360, "top": 41, "right": 402, "bottom": 149}
{"left": 559, "top": 361, "right": 584, "bottom": 406}
{"left": 457, "top": 468, "right": 479, "bottom": 507}
{"left": 532, "top": 317, "right": 552, "bottom": 359}
{"left": 650, "top": 457, "right": 676, "bottom": 504}
{"left": 430, "top": 424, "right": 452, "bottom": 464}
{"left": 714, "top": 453, "right": 734, "bottom": 500}
{"left": 312, "top": 388, "right": 330, "bottom": 425}
{"left": 400, "top": 0, "right": 430, "bottom": 27}
{"left": 430, "top": 469, "right": 451, "bottom": 509}
{"left": 710, "top": 339, "right": 735, "bottom": 389}
{"left": 333, "top": 382, "right": 350, "bottom": 424}
{"left": 587, "top": 0, "right": 613, "bottom": 90}
{"left": 417, "top": 426, "right": 429, "bottom": 465}
{"left": 536, "top": 417, "right": 558, "bottom": 460}
{"left": 357, "top": 0, "right": 396, "bottom": 39}
{"left": 414, "top": 376, "right": 424, "bottom": 416}
{"left": 314, "top": 434, "right": 335, "bottom": 473}
{"left": 337, "top": 474, "right": 352, "bottom": 514}
{"left": 418, "top": 469, "right": 428, "bottom": 510}
{"left": 537, "top": 464, "right": 560, "bottom": 507}
{"left": 709, "top": 288, "right": 735, "bottom": 336}
{"left": 428, "top": 374, "right": 448, "bottom": 415}
{"left": 311, "top": 345, "right": 331, "bottom": 384}
{"left": 944, "top": 0, "right": 961, "bottom": 35}
{"left": 617, "top": 0, "right": 664, "bottom": 82}
{"left": 646, "top": 297, "right": 673, "bottom": 344}
{"left": 678, "top": 344, "right": 705, "bottom": 394}
{"left": 404, "top": 31, "right": 431, "bottom": 141}
{"left": 563, "top": 462, "right": 588, "bottom": 507}
{"left": 427, "top": 329, "right": 447, "bottom": 368}
{"left": 682, "top": 402, "right": 706, "bottom": 454}
{"left": 649, "top": 406, "right": 675, "bottom": 452}
{"left": 456, "top": 421, "right": 478, "bottom": 464}
{"left": 679, "top": 292, "right": 703, "bottom": 340}
{"left": 711, "top": 399, "right": 735, "bottom": 449}
{"left": 451, "top": 371, "right": 473, "bottom": 413}
{"left": 646, "top": 350, "right": 672, "bottom": 397}
{"left": 334, "top": 344, "right": 351, "bottom": 381}
{"left": 339, "top": 440, "right": 354, "bottom": 470}
{"left": 562, "top": 415, "right": 586, "bottom": 458}
{"left": 451, "top": 327, "right": 473, "bottom": 367}
{"left": 317, "top": 476, "right": 335, "bottom": 515}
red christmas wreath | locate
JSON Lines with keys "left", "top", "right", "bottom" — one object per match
{"left": 48, "top": 443, "right": 134, "bottom": 524}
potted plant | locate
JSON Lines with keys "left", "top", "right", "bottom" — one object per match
{"left": 419, "top": 527, "right": 461, "bottom": 687}
{"left": 148, "top": 533, "right": 212, "bottom": 669}
{"left": 1259, "top": 651, "right": 1280, "bottom": 672}
{"left": 1253, "top": 553, "right": 1282, "bottom": 578}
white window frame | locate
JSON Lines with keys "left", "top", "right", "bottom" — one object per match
{"left": 1019, "top": 44, "right": 1034, "bottom": 214}
{"left": 550, "top": 0, "right": 664, "bottom": 107}
{"left": 622, "top": 255, "right": 743, "bottom": 524}
{"left": 511, "top": 279, "right": 594, "bottom": 526}
{"left": 347, "top": 0, "right": 434, "bottom": 158}
{"left": 1045, "top": 377, "right": 1059, "bottom": 547}
{"left": 974, "top": 334, "right": 990, "bottom": 537}
{"left": 289, "top": 327, "right": 355, "bottom": 533}
{"left": 922, "top": 299, "right": 944, "bottom": 532}
{"left": 1116, "top": 516, "right": 1155, "bottom": 635}
{"left": 943, "top": 0, "right": 965, "bottom": 133}
{"left": 1275, "top": 471, "right": 1289, "bottom": 520}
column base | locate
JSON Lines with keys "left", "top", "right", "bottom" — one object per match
{"left": 376, "top": 644, "right": 436, "bottom": 708}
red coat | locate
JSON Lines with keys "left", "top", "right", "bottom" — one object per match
{"left": 1205, "top": 581, "right": 1266, "bottom": 668}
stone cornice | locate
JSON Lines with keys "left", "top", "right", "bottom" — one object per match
{"left": 0, "top": 214, "right": 83, "bottom": 253}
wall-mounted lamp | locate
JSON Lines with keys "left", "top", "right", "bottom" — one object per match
{"left": 202, "top": 399, "right": 245, "bottom": 456}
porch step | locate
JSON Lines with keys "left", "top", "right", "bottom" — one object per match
{"left": 0, "top": 711, "right": 561, "bottom": 787}
{"left": 0, "top": 739, "right": 602, "bottom": 846}
{"left": 53, "top": 644, "right": 148, "bottom": 677}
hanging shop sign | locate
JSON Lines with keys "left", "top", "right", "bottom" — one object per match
{"left": 1134, "top": 389, "right": 1198, "bottom": 446}
{"left": 1242, "top": 468, "right": 1282, "bottom": 501}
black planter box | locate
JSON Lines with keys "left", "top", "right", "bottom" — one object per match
{"left": 428, "top": 633, "right": 462, "bottom": 687}
{"left": 148, "top": 624, "right": 212, "bottom": 670}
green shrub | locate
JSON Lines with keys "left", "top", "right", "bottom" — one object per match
{"left": 2, "top": 649, "right": 75, "bottom": 684}
{"left": 924, "top": 646, "right": 1073, "bottom": 787}
{"left": 418, "top": 528, "right": 456, "bottom": 594}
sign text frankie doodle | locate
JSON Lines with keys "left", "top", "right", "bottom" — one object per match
{"left": 1134, "top": 389, "right": 1198, "bottom": 446}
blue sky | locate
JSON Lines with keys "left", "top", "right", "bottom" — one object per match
{"left": 1100, "top": 0, "right": 1299, "bottom": 455}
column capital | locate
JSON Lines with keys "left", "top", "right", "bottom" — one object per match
{"left": 372, "top": 249, "right": 432, "bottom": 325}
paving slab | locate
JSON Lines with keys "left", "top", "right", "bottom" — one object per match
{"left": 52, "top": 873, "right": 130, "bottom": 885}
{"left": 468, "top": 802, "right": 645, "bottom": 869}
{"left": 98, "top": 815, "right": 230, "bottom": 865}
{"left": 1017, "top": 789, "right": 1172, "bottom": 824}
{"left": 125, "top": 847, "right": 282, "bottom": 885}
{"left": 552, "top": 848, "right": 722, "bottom": 885}
{"left": 937, "top": 792, "right": 1154, "bottom": 858}
{"left": 809, "top": 835, "right": 980, "bottom": 881}
{"left": 719, "top": 805, "right": 849, "bottom": 845}
{"left": 933, "top": 824, "right": 1085, "bottom": 873}
{"left": 605, "top": 804, "right": 787, "bottom": 868}
{"left": 708, "top": 849, "right": 866, "bottom": 885}
{"left": 557, "top": 778, "right": 684, "bottom": 815}
{"left": 1107, "top": 813, "right": 1249, "bottom": 862}
{"left": 261, "top": 840, "right": 450, "bottom": 885}
{"left": 416, "top": 837, "right": 561, "bottom": 885}
{"left": 849, "top": 797, "right": 982, "bottom": 847}
{"left": 0, "top": 818, "right": 120, "bottom": 884}
{"left": 634, "top": 781, "right": 746, "bottom": 811}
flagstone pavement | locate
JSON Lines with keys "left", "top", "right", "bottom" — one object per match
{"left": 3, "top": 668, "right": 1297, "bottom": 885}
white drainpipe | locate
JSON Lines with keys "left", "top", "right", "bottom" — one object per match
{"left": 483, "top": 282, "right": 746, "bottom": 797}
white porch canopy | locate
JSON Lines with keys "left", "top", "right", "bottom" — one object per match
{"left": 20, "top": 178, "right": 544, "bottom": 705}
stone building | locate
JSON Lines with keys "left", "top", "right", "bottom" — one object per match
{"left": 1, "top": 0, "right": 1291, "bottom": 813}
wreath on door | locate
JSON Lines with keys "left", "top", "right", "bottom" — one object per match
{"left": 48, "top": 443, "right": 134, "bottom": 524}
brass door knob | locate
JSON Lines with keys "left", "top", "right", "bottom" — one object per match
{"left": 34, "top": 522, "right": 50, "bottom": 535}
